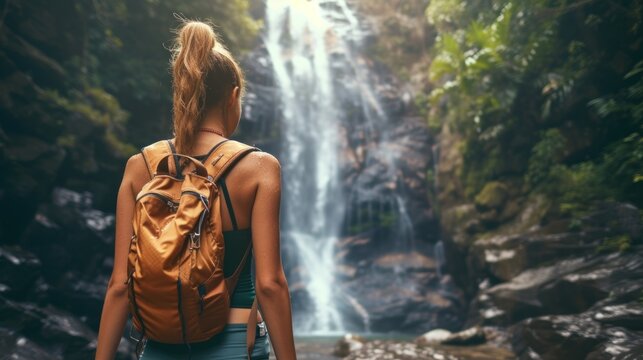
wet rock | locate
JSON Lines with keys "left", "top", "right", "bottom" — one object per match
{"left": 48, "top": 273, "right": 110, "bottom": 329}
{"left": 417, "top": 326, "right": 487, "bottom": 346}
{"left": 474, "top": 182, "right": 509, "bottom": 212}
{"left": 0, "top": 245, "right": 41, "bottom": 297}
{"left": 512, "top": 313, "right": 606, "bottom": 359}
{"left": 473, "top": 248, "right": 643, "bottom": 325}
{"left": 333, "top": 333, "right": 365, "bottom": 357}
{"left": 335, "top": 234, "right": 373, "bottom": 263}
{"left": 20, "top": 187, "right": 114, "bottom": 281}
{"left": 513, "top": 308, "right": 643, "bottom": 360}
{"left": 442, "top": 326, "right": 486, "bottom": 346}
{"left": 0, "top": 295, "right": 96, "bottom": 359}
{"left": 373, "top": 252, "right": 437, "bottom": 272}
{"left": 592, "top": 302, "right": 643, "bottom": 330}
{"left": 470, "top": 229, "right": 608, "bottom": 281}
{"left": 0, "top": 327, "right": 58, "bottom": 360}
{"left": 580, "top": 202, "right": 642, "bottom": 244}
{"left": 341, "top": 338, "right": 516, "bottom": 360}
{"left": 335, "top": 264, "right": 358, "bottom": 279}
{"left": 416, "top": 328, "right": 452, "bottom": 345}
{"left": 475, "top": 201, "right": 643, "bottom": 279}
{"left": 585, "top": 327, "right": 643, "bottom": 360}
{"left": 238, "top": 44, "right": 280, "bottom": 147}
{"left": 344, "top": 267, "right": 466, "bottom": 333}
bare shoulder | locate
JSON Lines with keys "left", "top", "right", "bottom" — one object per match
{"left": 236, "top": 148, "right": 281, "bottom": 184}
{"left": 124, "top": 153, "right": 148, "bottom": 176}
{"left": 122, "top": 153, "right": 150, "bottom": 192}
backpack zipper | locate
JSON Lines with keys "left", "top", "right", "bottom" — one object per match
{"left": 137, "top": 191, "right": 208, "bottom": 212}
{"left": 138, "top": 192, "right": 179, "bottom": 212}
{"left": 183, "top": 190, "right": 210, "bottom": 250}
{"left": 181, "top": 190, "right": 209, "bottom": 207}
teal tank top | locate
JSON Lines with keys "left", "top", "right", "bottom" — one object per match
{"left": 194, "top": 153, "right": 255, "bottom": 308}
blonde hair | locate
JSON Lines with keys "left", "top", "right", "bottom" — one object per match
{"left": 170, "top": 20, "right": 246, "bottom": 154}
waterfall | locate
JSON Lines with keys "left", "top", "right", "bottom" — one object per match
{"left": 263, "top": 0, "right": 419, "bottom": 335}
{"left": 264, "top": 0, "right": 346, "bottom": 334}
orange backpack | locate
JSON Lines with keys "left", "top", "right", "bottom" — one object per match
{"left": 126, "top": 138, "right": 261, "bottom": 359}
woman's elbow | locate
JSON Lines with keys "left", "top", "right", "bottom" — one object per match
{"left": 106, "top": 276, "right": 129, "bottom": 299}
{"left": 256, "top": 274, "right": 289, "bottom": 299}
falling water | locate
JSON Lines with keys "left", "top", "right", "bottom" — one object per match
{"left": 264, "top": 0, "right": 346, "bottom": 334}
{"left": 264, "top": 0, "right": 418, "bottom": 334}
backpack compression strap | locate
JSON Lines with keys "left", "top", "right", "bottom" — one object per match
{"left": 202, "top": 140, "right": 261, "bottom": 359}
{"left": 140, "top": 139, "right": 180, "bottom": 180}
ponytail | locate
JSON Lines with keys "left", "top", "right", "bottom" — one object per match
{"left": 170, "top": 20, "right": 245, "bottom": 155}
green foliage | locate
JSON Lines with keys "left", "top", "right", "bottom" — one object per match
{"left": 76, "top": 0, "right": 262, "bottom": 146}
{"left": 596, "top": 234, "right": 632, "bottom": 253}
{"left": 599, "top": 133, "right": 643, "bottom": 199}
{"left": 424, "top": 0, "right": 643, "bottom": 209}
{"left": 40, "top": 87, "right": 135, "bottom": 157}
{"left": 425, "top": 0, "right": 465, "bottom": 31}
{"left": 526, "top": 128, "right": 566, "bottom": 187}
{"left": 548, "top": 162, "right": 609, "bottom": 215}
{"left": 347, "top": 206, "right": 399, "bottom": 235}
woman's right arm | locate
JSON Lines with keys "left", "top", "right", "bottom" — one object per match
{"left": 250, "top": 152, "right": 297, "bottom": 360}
{"left": 95, "top": 154, "right": 148, "bottom": 360}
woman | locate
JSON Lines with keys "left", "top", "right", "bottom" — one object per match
{"left": 95, "top": 20, "right": 297, "bottom": 360}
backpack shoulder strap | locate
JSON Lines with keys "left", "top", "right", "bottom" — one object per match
{"left": 140, "top": 139, "right": 179, "bottom": 180}
{"left": 204, "top": 140, "right": 262, "bottom": 359}
{"left": 202, "top": 139, "right": 261, "bottom": 181}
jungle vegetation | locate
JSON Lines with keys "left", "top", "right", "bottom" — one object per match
{"left": 359, "top": 0, "right": 642, "bottom": 216}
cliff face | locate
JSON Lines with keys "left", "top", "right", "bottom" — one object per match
{"left": 436, "top": 146, "right": 643, "bottom": 357}
{"left": 351, "top": 0, "right": 643, "bottom": 357}
{"left": 0, "top": 0, "right": 135, "bottom": 243}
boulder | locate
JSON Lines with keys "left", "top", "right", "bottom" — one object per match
{"left": 442, "top": 326, "right": 486, "bottom": 346}
{"left": 512, "top": 313, "right": 606, "bottom": 359}
{"left": 0, "top": 295, "right": 96, "bottom": 359}
{"left": 20, "top": 187, "right": 114, "bottom": 281}
{"left": 473, "top": 248, "right": 643, "bottom": 325}
{"left": 512, "top": 304, "right": 643, "bottom": 360}
{"left": 474, "top": 182, "right": 509, "bottom": 212}
{"left": 416, "top": 326, "right": 486, "bottom": 346}
{"left": 333, "top": 333, "right": 365, "bottom": 357}
{"left": 343, "top": 266, "right": 466, "bottom": 333}
{"left": 373, "top": 252, "right": 437, "bottom": 273}
{"left": 586, "top": 328, "right": 643, "bottom": 360}
{"left": 416, "top": 328, "right": 452, "bottom": 345}
{"left": 592, "top": 302, "right": 643, "bottom": 331}
{"left": 0, "top": 327, "right": 58, "bottom": 360}
{"left": 0, "top": 245, "right": 41, "bottom": 297}
{"left": 470, "top": 229, "right": 608, "bottom": 281}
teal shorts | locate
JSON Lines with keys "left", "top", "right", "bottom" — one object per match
{"left": 138, "top": 323, "right": 271, "bottom": 360}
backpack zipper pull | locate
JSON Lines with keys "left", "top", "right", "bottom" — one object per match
{"left": 189, "top": 233, "right": 200, "bottom": 250}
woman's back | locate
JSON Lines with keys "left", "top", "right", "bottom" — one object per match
{"left": 95, "top": 19, "right": 296, "bottom": 360}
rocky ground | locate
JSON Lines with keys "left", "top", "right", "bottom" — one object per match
{"left": 288, "top": 329, "right": 515, "bottom": 360}
{"left": 326, "top": 196, "right": 643, "bottom": 360}
{"left": 0, "top": 188, "right": 137, "bottom": 359}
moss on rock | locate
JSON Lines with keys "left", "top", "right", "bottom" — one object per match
{"left": 475, "top": 181, "right": 509, "bottom": 212}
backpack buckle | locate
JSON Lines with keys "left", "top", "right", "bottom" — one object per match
{"left": 189, "top": 233, "right": 201, "bottom": 250}
{"left": 129, "top": 323, "right": 144, "bottom": 342}
{"left": 258, "top": 321, "right": 267, "bottom": 337}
